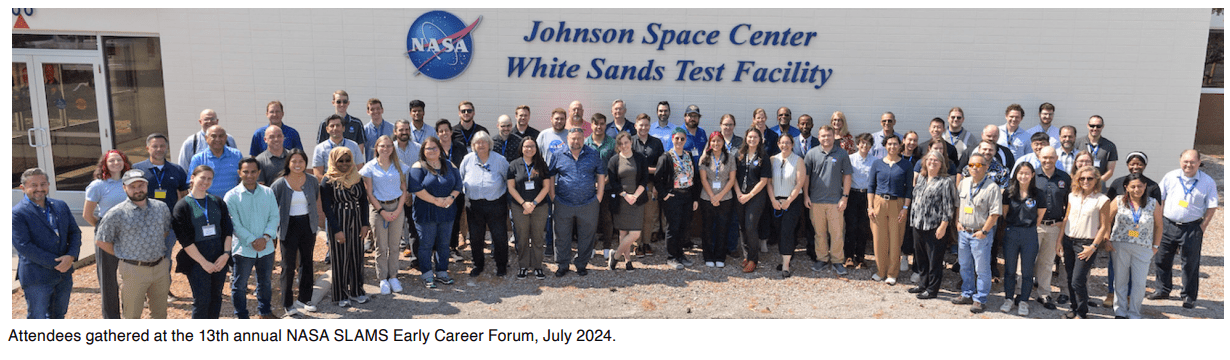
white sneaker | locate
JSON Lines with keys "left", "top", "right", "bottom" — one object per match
{"left": 1017, "top": 302, "right": 1030, "bottom": 316}
{"left": 284, "top": 307, "right": 300, "bottom": 317}
{"left": 871, "top": 274, "right": 883, "bottom": 282}
{"left": 716, "top": 261, "right": 725, "bottom": 268}
{"left": 389, "top": 278, "right": 403, "bottom": 293}
{"left": 379, "top": 280, "right": 392, "bottom": 295}
{"left": 705, "top": 261, "right": 715, "bottom": 267}
{"left": 604, "top": 249, "right": 611, "bottom": 260}
{"left": 294, "top": 300, "right": 317, "bottom": 313}
{"left": 760, "top": 240, "right": 768, "bottom": 253}
{"left": 911, "top": 272, "right": 921, "bottom": 283}
{"left": 1000, "top": 301, "right": 1014, "bottom": 313}
{"left": 900, "top": 255, "right": 909, "bottom": 272}
{"left": 352, "top": 295, "right": 369, "bottom": 304}
{"left": 885, "top": 277, "right": 897, "bottom": 285}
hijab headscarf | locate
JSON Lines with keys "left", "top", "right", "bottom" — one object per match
{"left": 324, "top": 146, "right": 362, "bottom": 187}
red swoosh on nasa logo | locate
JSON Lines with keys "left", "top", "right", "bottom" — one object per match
{"left": 411, "top": 15, "right": 482, "bottom": 74}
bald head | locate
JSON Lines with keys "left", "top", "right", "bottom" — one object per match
{"left": 982, "top": 124, "right": 999, "bottom": 142}
{"left": 264, "top": 124, "right": 285, "bottom": 153}
{"left": 1038, "top": 146, "right": 1057, "bottom": 172}
{"left": 496, "top": 114, "right": 513, "bottom": 136}
{"left": 199, "top": 109, "right": 219, "bottom": 132}
{"left": 205, "top": 125, "right": 228, "bottom": 153}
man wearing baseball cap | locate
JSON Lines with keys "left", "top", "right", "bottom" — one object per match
{"left": 95, "top": 169, "right": 174, "bottom": 318}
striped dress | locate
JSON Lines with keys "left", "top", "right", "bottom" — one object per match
{"left": 320, "top": 179, "right": 370, "bottom": 301}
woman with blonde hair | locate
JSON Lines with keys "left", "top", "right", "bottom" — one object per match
{"left": 1060, "top": 165, "right": 1113, "bottom": 319}
{"left": 830, "top": 111, "right": 855, "bottom": 154}
{"left": 359, "top": 135, "right": 409, "bottom": 294}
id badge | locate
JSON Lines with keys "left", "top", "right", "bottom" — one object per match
{"left": 691, "top": 148, "right": 699, "bottom": 157}
{"left": 524, "top": 181, "right": 535, "bottom": 191}
{"left": 712, "top": 181, "right": 722, "bottom": 189}
{"left": 154, "top": 189, "right": 168, "bottom": 199}
{"left": 202, "top": 224, "right": 217, "bottom": 237}
{"left": 1094, "top": 159, "right": 1102, "bottom": 168}
{"left": 963, "top": 206, "right": 974, "bottom": 214}
{"left": 1178, "top": 200, "right": 1189, "bottom": 208}
{"left": 1128, "top": 230, "right": 1140, "bottom": 238}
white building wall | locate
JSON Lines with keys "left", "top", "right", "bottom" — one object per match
{"left": 18, "top": 8, "right": 1212, "bottom": 179}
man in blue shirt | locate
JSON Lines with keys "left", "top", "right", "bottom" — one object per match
{"left": 249, "top": 100, "right": 304, "bottom": 156}
{"left": 189, "top": 125, "right": 244, "bottom": 197}
{"left": 998, "top": 104, "right": 1030, "bottom": 161}
{"left": 1150, "top": 150, "right": 1219, "bottom": 309}
{"left": 548, "top": 128, "right": 607, "bottom": 277}
{"left": 13, "top": 168, "right": 82, "bottom": 319}
{"left": 408, "top": 99, "right": 434, "bottom": 145}
{"left": 605, "top": 99, "right": 636, "bottom": 139}
{"left": 771, "top": 107, "right": 802, "bottom": 149}
{"left": 648, "top": 101, "right": 680, "bottom": 151}
{"left": 179, "top": 109, "right": 237, "bottom": 168}
{"left": 313, "top": 115, "right": 365, "bottom": 179}
{"left": 363, "top": 98, "right": 396, "bottom": 158}
{"left": 224, "top": 157, "right": 281, "bottom": 319}
{"left": 681, "top": 105, "right": 708, "bottom": 163}
{"left": 870, "top": 112, "right": 899, "bottom": 159}
{"left": 131, "top": 133, "right": 190, "bottom": 299}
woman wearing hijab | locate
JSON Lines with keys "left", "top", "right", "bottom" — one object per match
{"left": 319, "top": 147, "right": 370, "bottom": 307}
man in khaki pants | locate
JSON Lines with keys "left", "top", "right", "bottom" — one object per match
{"left": 1032, "top": 147, "right": 1069, "bottom": 310}
{"left": 803, "top": 125, "right": 853, "bottom": 275}
{"left": 95, "top": 169, "right": 173, "bottom": 319}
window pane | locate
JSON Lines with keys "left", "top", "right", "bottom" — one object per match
{"left": 12, "top": 34, "right": 98, "bottom": 50}
{"left": 104, "top": 36, "right": 168, "bottom": 165}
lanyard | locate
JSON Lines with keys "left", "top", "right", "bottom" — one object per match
{"left": 947, "top": 130, "right": 961, "bottom": 144}
{"left": 193, "top": 197, "right": 210, "bottom": 225}
{"left": 413, "top": 129, "right": 426, "bottom": 143}
{"left": 42, "top": 203, "right": 58, "bottom": 236}
{"left": 968, "top": 177, "right": 987, "bottom": 201}
{"left": 150, "top": 166, "right": 164, "bottom": 189}
{"left": 1179, "top": 176, "right": 1198, "bottom": 198}
{"left": 462, "top": 129, "right": 475, "bottom": 148}
{"left": 1087, "top": 142, "right": 1100, "bottom": 158}
{"left": 1129, "top": 200, "right": 1144, "bottom": 225}
{"left": 523, "top": 161, "right": 534, "bottom": 179}
{"left": 502, "top": 138, "right": 509, "bottom": 156}
{"left": 1005, "top": 130, "right": 1016, "bottom": 148}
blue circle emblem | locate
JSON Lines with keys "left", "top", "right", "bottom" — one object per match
{"left": 406, "top": 11, "right": 480, "bottom": 81}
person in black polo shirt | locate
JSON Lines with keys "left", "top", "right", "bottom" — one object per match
{"left": 1032, "top": 146, "right": 1070, "bottom": 310}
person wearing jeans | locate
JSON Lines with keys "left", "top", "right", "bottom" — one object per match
{"left": 999, "top": 162, "right": 1045, "bottom": 316}
{"left": 953, "top": 152, "right": 1002, "bottom": 313}
{"left": 224, "top": 157, "right": 280, "bottom": 319}
{"left": 408, "top": 137, "right": 463, "bottom": 289}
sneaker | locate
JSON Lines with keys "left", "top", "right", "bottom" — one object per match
{"left": 284, "top": 307, "right": 300, "bottom": 317}
{"left": 900, "top": 255, "right": 909, "bottom": 272}
{"left": 716, "top": 261, "right": 725, "bottom": 268}
{"left": 352, "top": 295, "right": 369, "bottom": 304}
{"left": 680, "top": 256, "right": 694, "bottom": 267}
{"left": 911, "top": 272, "right": 921, "bottom": 283}
{"left": 450, "top": 250, "right": 463, "bottom": 261}
{"left": 554, "top": 267, "right": 569, "bottom": 277}
{"left": 365, "top": 240, "right": 374, "bottom": 253}
{"left": 705, "top": 261, "right": 716, "bottom": 268}
{"left": 609, "top": 255, "right": 617, "bottom": 270}
{"left": 438, "top": 276, "right": 456, "bottom": 285}
{"left": 534, "top": 269, "right": 546, "bottom": 280}
{"left": 811, "top": 261, "right": 828, "bottom": 272}
{"left": 1018, "top": 302, "right": 1030, "bottom": 316}
{"left": 603, "top": 249, "right": 611, "bottom": 260}
{"left": 635, "top": 245, "right": 646, "bottom": 258}
{"left": 885, "top": 277, "right": 897, "bottom": 285}
{"left": 643, "top": 245, "right": 654, "bottom": 256}
{"left": 833, "top": 263, "right": 848, "bottom": 275}
{"left": 379, "top": 280, "right": 391, "bottom": 295}
{"left": 625, "top": 261, "right": 635, "bottom": 271}
{"left": 294, "top": 300, "right": 317, "bottom": 313}
{"left": 424, "top": 278, "right": 437, "bottom": 289}
{"left": 390, "top": 279, "right": 403, "bottom": 293}
{"left": 516, "top": 268, "right": 528, "bottom": 279}
{"left": 666, "top": 258, "right": 684, "bottom": 270}
{"left": 338, "top": 299, "right": 351, "bottom": 307}
{"left": 1056, "top": 294, "right": 1070, "bottom": 305}
{"left": 1000, "top": 301, "right": 1014, "bottom": 313}
{"left": 871, "top": 274, "right": 883, "bottom": 282}
{"left": 760, "top": 239, "right": 769, "bottom": 253}
{"left": 952, "top": 296, "right": 974, "bottom": 305}
{"left": 970, "top": 301, "right": 986, "bottom": 314}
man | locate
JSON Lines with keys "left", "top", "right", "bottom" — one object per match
{"left": 1025, "top": 102, "right": 1062, "bottom": 152}
{"left": 998, "top": 103, "right": 1030, "bottom": 160}
{"left": 944, "top": 107, "right": 976, "bottom": 156}
{"left": 513, "top": 105, "right": 540, "bottom": 141}
{"left": 363, "top": 98, "right": 395, "bottom": 158}
{"left": 771, "top": 107, "right": 802, "bottom": 155}
{"left": 13, "top": 168, "right": 81, "bottom": 319}
{"left": 681, "top": 105, "right": 708, "bottom": 162}
{"left": 870, "top": 112, "right": 899, "bottom": 158}
{"left": 803, "top": 125, "right": 853, "bottom": 275}
{"left": 1056, "top": 125, "right": 1079, "bottom": 174}
{"left": 1033, "top": 146, "right": 1070, "bottom": 310}
{"left": 316, "top": 90, "right": 366, "bottom": 149}
{"left": 249, "top": 100, "right": 304, "bottom": 156}
{"left": 921, "top": 117, "right": 959, "bottom": 164}
{"left": 648, "top": 101, "right": 680, "bottom": 151}
{"left": 179, "top": 109, "right": 237, "bottom": 168}
{"left": 536, "top": 108, "right": 570, "bottom": 164}
{"left": 962, "top": 140, "right": 1012, "bottom": 188}
{"left": 460, "top": 131, "right": 511, "bottom": 277}
{"left": 794, "top": 114, "right": 820, "bottom": 157}
{"left": 959, "top": 124, "right": 1015, "bottom": 172}
{"left": 586, "top": 113, "right": 617, "bottom": 259}
{"left": 407, "top": 99, "right": 433, "bottom": 145}
{"left": 632, "top": 113, "right": 665, "bottom": 257}
{"left": 223, "top": 157, "right": 280, "bottom": 319}
{"left": 492, "top": 114, "right": 523, "bottom": 162}
{"left": 1149, "top": 150, "right": 1218, "bottom": 309}
{"left": 313, "top": 115, "right": 365, "bottom": 178}
{"left": 719, "top": 114, "right": 743, "bottom": 154}
{"left": 453, "top": 101, "right": 489, "bottom": 151}
{"left": 189, "top": 125, "right": 244, "bottom": 197}
{"left": 394, "top": 119, "right": 422, "bottom": 258}
{"left": 566, "top": 100, "right": 592, "bottom": 137}
{"left": 96, "top": 169, "right": 173, "bottom": 319}
{"left": 606, "top": 99, "right": 636, "bottom": 139}
{"left": 255, "top": 125, "right": 289, "bottom": 186}
{"left": 952, "top": 153, "right": 1003, "bottom": 313}
{"left": 131, "top": 133, "right": 190, "bottom": 300}
{"left": 548, "top": 128, "right": 607, "bottom": 277}
{"left": 1073, "top": 115, "right": 1118, "bottom": 183}
{"left": 1013, "top": 132, "right": 1065, "bottom": 173}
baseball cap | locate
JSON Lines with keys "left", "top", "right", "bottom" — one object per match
{"left": 122, "top": 169, "right": 148, "bottom": 185}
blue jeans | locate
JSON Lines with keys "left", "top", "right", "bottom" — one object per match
{"left": 22, "top": 274, "right": 72, "bottom": 319}
{"left": 186, "top": 264, "right": 228, "bottom": 319}
{"left": 416, "top": 220, "right": 454, "bottom": 279}
{"left": 958, "top": 227, "right": 995, "bottom": 304}
{"left": 1002, "top": 226, "right": 1038, "bottom": 302}
{"left": 231, "top": 253, "right": 274, "bottom": 318}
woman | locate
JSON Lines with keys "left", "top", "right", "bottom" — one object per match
{"left": 507, "top": 137, "right": 554, "bottom": 279}
{"left": 1108, "top": 173, "right": 1163, "bottom": 318}
{"left": 868, "top": 135, "right": 913, "bottom": 285}
{"left": 767, "top": 135, "right": 807, "bottom": 278}
{"left": 845, "top": 133, "right": 878, "bottom": 269}
{"left": 831, "top": 111, "right": 856, "bottom": 154}
{"left": 171, "top": 165, "right": 233, "bottom": 319}
{"left": 1061, "top": 165, "right": 1113, "bottom": 319}
{"left": 319, "top": 147, "right": 371, "bottom": 307}
{"left": 699, "top": 132, "right": 737, "bottom": 268}
{"left": 916, "top": 140, "right": 959, "bottom": 176}
{"left": 408, "top": 137, "right": 464, "bottom": 288}
{"left": 271, "top": 149, "right": 320, "bottom": 316}
{"left": 460, "top": 131, "right": 510, "bottom": 277}
{"left": 736, "top": 128, "right": 771, "bottom": 273}
{"left": 899, "top": 131, "right": 922, "bottom": 279}
{"left": 606, "top": 132, "right": 649, "bottom": 270}
{"left": 908, "top": 151, "right": 956, "bottom": 300}
{"left": 84, "top": 149, "right": 131, "bottom": 319}
{"left": 654, "top": 129, "right": 700, "bottom": 270}
{"left": 359, "top": 135, "right": 409, "bottom": 294}
{"left": 1074, "top": 150, "right": 1095, "bottom": 171}
{"left": 436, "top": 119, "right": 468, "bottom": 258}
{"left": 1000, "top": 163, "right": 1046, "bottom": 316}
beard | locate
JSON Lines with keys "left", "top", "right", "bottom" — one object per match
{"left": 398, "top": 134, "right": 410, "bottom": 143}
{"left": 128, "top": 192, "right": 147, "bottom": 202}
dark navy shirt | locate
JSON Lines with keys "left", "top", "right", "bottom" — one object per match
{"left": 132, "top": 160, "right": 190, "bottom": 210}
{"left": 1002, "top": 189, "right": 1046, "bottom": 228}
{"left": 549, "top": 146, "right": 606, "bottom": 207}
{"left": 868, "top": 158, "right": 914, "bottom": 199}
{"left": 1035, "top": 168, "right": 1071, "bottom": 221}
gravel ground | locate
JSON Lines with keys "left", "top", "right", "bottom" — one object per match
{"left": 13, "top": 155, "right": 1224, "bottom": 319}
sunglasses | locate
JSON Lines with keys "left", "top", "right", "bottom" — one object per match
{"left": 460, "top": 109, "right": 474, "bottom": 114}
{"left": 777, "top": 113, "right": 790, "bottom": 117}
{"left": 881, "top": 120, "right": 894, "bottom": 123}
{"left": 967, "top": 163, "right": 986, "bottom": 169}
{"left": 950, "top": 116, "right": 963, "bottom": 120}
{"left": 1078, "top": 177, "right": 1096, "bottom": 182}
{"left": 334, "top": 100, "right": 349, "bottom": 104}
{"left": 1088, "top": 124, "right": 1103, "bottom": 129}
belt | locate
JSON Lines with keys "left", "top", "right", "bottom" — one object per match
{"left": 850, "top": 188, "right": 868, "bottom": 194}
{"left": 1167, "top": 218, "right": 1203, "bottom": 227}
{"left": 379, "top": 199, "right": 399, "bottom": 204}
{"left": 877, "top": 194, "right": 900, "bottom": 200}
{"left": 1039, "top": 219, "right": 1061, "bottom": 226}
{"left": 121, "top": 257, "right": 163, "bottom": 267}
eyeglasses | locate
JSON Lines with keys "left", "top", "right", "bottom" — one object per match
{"left": 1078, "top": 177, "right": 1096, "bottom": 182}
{"left": 777, "top": 113, "right": 790, "bottom": 117}
{"left": 460, "top": 109, "right": 474, "bottom": 114}
{"left": 334, "top": 100, "right": 349, "bottom": 104}
{"left": 967, "top": 163, "right": 986, "bottom": 169}
{"left": 1088, "top": 124, "right": 1103, "bottom": 129}
{"left": 881, "top": 120, "right": 894, "bottom": 123}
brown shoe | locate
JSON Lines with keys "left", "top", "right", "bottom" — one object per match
{"left": 844, "top": 258, "right": 855, "bottom": 268}
{"left": 1102, "top": 293, "right": 1114, "bottom": 308}
{"left": 742, "top": 260, "right": 757, "bottom": 273}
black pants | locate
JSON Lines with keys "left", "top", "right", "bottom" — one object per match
{"left": 843, "top": 190, "right": 871, "bottom": 263}
{"left": 913, "top": 226, "right": 946, "bottom": 293}
{"left": 662, "top": 190, "right": 695, "bottom": 260}
{"left": 403, "top": 202, "right": 419, "bottom": 250}
{"left": 450, "top": 193, "right": 466, "bottom": 250}
{"left": 701, "top": 198, "right": 734, "bottom": 262}
{"left": 281, "top": 215, "right": 315, "bottom": 308}
{"left": 467, "top": 197, "right": 510, "bottom": 271}
{"left": 776, "top": 197, "right": 804, "bottom": 256}
{"left": 738, "top": 193, "right": 767, "bottom": 263}
{"left": 1062, "top": 235, "right": 1098, "bottom": 317}
{"left": 597, "top": 196, "right": 614, "bottom": 250}
{"left": 1154, "top": 219, "right": 1205, "bottom": 302}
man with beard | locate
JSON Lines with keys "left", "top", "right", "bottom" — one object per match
{"left": 95, "top": 169, "right": 173, "bottom": 318}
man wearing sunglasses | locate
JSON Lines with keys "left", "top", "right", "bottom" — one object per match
{"left": 1073, "top": 115, "right": 1117, "bottom": 183}
{"left": 453, "top": 101, "right": 488, "bottom": 151}
{"left": 869, "top": 112, "right": 899, "bottom": 158}
{"left": 316, "top": 90, "right": 367, "bottom": 150}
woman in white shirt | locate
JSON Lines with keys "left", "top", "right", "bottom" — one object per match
{"left": 767, "top": 135, "right": 807, "bottom": 278}
{"left": 1061, "top": 165, "right": 1114, "bottom": 319}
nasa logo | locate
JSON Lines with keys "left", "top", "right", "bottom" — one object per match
{"left": 406, "top": 11, "right": 481, "bottom": 81}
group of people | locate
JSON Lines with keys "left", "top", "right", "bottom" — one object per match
{"left": 13, "top": 94, "right": 1217, "bottom": 320}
